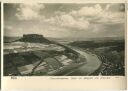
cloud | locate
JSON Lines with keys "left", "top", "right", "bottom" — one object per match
{"left": 45, "top": 14, "right": 90, "bottom": 30}
{"left": 77, "top": 4, "right": 103, "bottom": 17}
{"left": 106, "top": 3, "right": 125, "bottom": 12}
{"left": 16, "top": 3, "right": 45, "bottom": 20}
{"left": 43, "top": 4, "right": 124, "bottom": 32}
{"left": 70, "top": 4, "right": 103, "bottom": 18}
{"left": 70, "top": 4, "right": 124, "bottom": 24}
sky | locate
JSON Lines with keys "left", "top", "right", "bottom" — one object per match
{"left": 4, "top": 3, "right": 125, "bottom": 38}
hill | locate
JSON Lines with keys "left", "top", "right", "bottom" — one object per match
{"left": 16, "top": 34, "right": 52, "bottom": 44}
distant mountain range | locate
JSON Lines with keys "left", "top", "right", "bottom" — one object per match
{"left": 4, "top": 34, "right": 51, "bottom": 43}
{"left": 4, "top": 35, "right": 124, "bottom": 43}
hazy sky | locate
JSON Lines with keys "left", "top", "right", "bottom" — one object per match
{"left": 4, "top": 3, "right": 125, "bottom": 38}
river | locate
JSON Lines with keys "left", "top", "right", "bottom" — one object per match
{"left": 66, "top": 47, "right": 102, "bottom": 76}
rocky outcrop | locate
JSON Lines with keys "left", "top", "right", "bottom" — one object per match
{"left": 17, "top": 34, "right": 51, "bottom": 43}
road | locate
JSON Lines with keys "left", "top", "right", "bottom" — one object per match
{"left": 66, "top": 47, "right": 102, "bottom": 76}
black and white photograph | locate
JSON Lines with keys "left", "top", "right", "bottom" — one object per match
{"left": 4, "top": 3, "right": 125, "bottom": 76}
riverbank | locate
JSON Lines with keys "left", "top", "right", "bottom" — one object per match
{"left": 88, "top": 49, "right": 125, "bottom": 76}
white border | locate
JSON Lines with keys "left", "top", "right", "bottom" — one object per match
{"left": 0, "top": 0, "right": 126, "bottom": 3}
{"left": 1, "top": 2, "right": 3, "bottom": 91}
{"left": 1, "top": 1, "right": 127, "bottom": 90}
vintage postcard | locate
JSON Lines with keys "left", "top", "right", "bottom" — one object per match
{"left": 1, "top": 0, "right": 127, "bottom": 90}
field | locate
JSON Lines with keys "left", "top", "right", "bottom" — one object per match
{"left": 4, "top": 35, "right": 125, "bottom": 76}
{"left": 4, "top": 34, "right": 86, "bottom": 76}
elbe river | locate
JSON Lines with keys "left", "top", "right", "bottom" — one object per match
{"left": 66, "top": 48, "right": 102, "bottom": 76}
